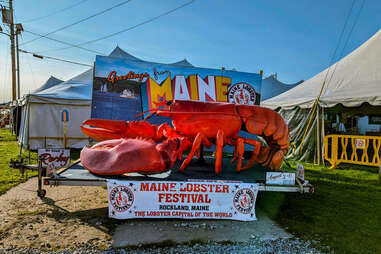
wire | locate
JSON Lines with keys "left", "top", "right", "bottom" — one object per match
{"left": 320, "top": 0, "right": 356, "bottom": 95}
{"left": 39, "top": 0, "right": 195, "bottom": 53}
{"left": 19, "top": 49, "right": 93, "bottom": 67}
{"left": 299, "top": 0, "right": 366, "bottom": 153}
{"left": 23, "top": 0, "right": 89, "bottom": 23}
{"left": 325, "top": 0, "right": 366, "bottom": 90}
{"left": 23, "top": 30, "right": 104, "bottom": 55}
{"left": 21, "top": 0, "right": 133, "bottom": 46}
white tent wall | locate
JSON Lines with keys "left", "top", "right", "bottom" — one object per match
{"left": 278, "top": 106, "right": 323, "bottom": 163}
{"left": 25, "top": 102, "right": 90, "bottom": 149}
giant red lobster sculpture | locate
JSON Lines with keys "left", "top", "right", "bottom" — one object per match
{"left": 80, "top": 100, "right": 289, "bottom": 175}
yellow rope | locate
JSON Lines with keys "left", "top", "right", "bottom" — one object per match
{"left": 300, "top": 81, "right": 325, "bottom": 154}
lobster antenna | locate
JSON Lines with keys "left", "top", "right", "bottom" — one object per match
{"left": 143, "top": 111, "right": 155, "bottom": 121}
{"left": 136, "top": 108, "right": 161, "bottom": 120}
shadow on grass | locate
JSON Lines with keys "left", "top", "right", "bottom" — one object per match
{"left": 272, "top": 173, "right": 381, "bottom": 254}
{"left": 306, "top": 169, "right": 381, "bottom": 188}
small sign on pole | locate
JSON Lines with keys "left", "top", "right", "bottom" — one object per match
{"left": 296, "top": 163, "right": 305, "bottom": 181}
{"left": 38, "top": 148, "right": 71, "bottom": 176}
{"left": 61, "top": 110, "right": 69, "bottom": 148}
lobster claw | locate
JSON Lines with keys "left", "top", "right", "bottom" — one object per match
{"left": 81, "top": 119, "right": 129, "bottom": 141}
{"left": 81, "top": 118, "right": 160, "bottom": 142}
{"left": 80, "top": 137, "right": 188, "bottom": 175}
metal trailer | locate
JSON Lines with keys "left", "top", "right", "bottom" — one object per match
{"left": 37, "top": 157, "right": 313, "bottom": 197}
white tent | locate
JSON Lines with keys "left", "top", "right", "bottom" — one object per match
{"left": 19, "top": 69, "right": 93, "bottom": 149}
{"left": 19, "top": 46, "right": 195, "bottom": 149}
{"left": 261, "top": 29, "right": 381, "bottom": 162}
{"left": 262, "top": 29, "right": 381, "bottom": 110}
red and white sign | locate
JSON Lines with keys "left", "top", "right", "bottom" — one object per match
{"left": 355, "top": 138, "right": 366, "bottom": 149}
{"left": 228, "top": 83, "right": 257, "bottom": 105}
{"left": 38, "top": 149, "right": 70, "bottom": 169}
{"left": 107, "top": 180, "right": 259, "bottom": 221}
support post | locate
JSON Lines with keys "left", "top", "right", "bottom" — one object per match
{"left": 37, "top": 158, "right": 46, "bottom": 198}
{"left": 317, "top": 106, "right": 321, "bottom": 165}
{"left": 197, "top": 145, "right": 205, "bottom": 165}
{"left": 63, "top": 121, "right": 67, "bottom": 148}
{"left": 321, "top": 107, "right": 325, "bottom": 166}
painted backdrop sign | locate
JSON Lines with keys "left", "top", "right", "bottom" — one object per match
{"left": 92, "top": 55, "right": 262, "bottom": 121}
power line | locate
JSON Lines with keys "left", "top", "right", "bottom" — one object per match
{"left": 19, "top": 49, "right": 93, "bottom": 67}
{"left": 23, "top": 0, "right": 89, "bottom": 23}
{"left": 326, "top": 0, "right": 366, "bottom": 89}
{"left": 39, "top": 0, "right": 195, "bottom": 54}
{"left": 21, "top": 0, "right": 133, "bottom": 46}
{"left": 23, "top": 30, "right": 104, "bottom": 55}
{"left": 299, "top": 0, "right": 366, "bottom": 153}
{"left": 321, "top": 0, "right": 356, "bottom": 90}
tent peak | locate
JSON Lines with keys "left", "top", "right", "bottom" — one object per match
{"left": 108, "top": 47, "right": 143, "bottom": 62}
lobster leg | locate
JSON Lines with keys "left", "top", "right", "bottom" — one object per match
{"left": 231, "top": 145, "right": 238, "bottom": 163}
{"left": 241, "top": 139, "right": 262, "bottom": 171}
{"left": 235, "top": 138, "right": 245, "bottom": 172}
{"left": 215, "top": 129, "right": 225, "bottom": 174}
{"left": 269, "top": 149, "right": 287, "bottom": 169}
{"left": 179, "top": 133, "right": 212, "bottom": 172}
{"left": 231, "top": 138, "right": 262, "bottom": 171}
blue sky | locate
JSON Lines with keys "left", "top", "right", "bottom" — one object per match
{"left": 0, "top": 0, "right": 380, "bottom": 102}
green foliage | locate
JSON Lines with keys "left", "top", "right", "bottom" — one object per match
{"left": 260, "top": 161, "right": 381, "bottom": 254}
{"left": 0, "top": 129, "right": 38, "bottom": 195}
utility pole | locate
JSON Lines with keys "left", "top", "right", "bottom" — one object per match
{"left": 9, "top": 0, "right": 17, "bottom": 101}
{"left": 15, "top": 23, "right": 23, "bottom": 99}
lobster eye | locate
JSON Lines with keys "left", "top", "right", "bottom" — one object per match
{"left": 166, "top": 100, "right": 173, "bottom": 106}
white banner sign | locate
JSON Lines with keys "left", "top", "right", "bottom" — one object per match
{"left": 266, "top": 172, "right": 295, "bottom": 185}
{"left": 38, "top": 149, "right": 70, "bottom": 169}
{"left": 107, "top": 180, "right": 259, "bottom": 221}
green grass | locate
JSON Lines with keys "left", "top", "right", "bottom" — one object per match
{"left": 0, "top": 128, "right": 81, "bottom": 195}
{"left": 258, "top": 161, "right": 381, "bottom": 254}
{"left": 0, "top": 128, "right": 39, "bottom": 195}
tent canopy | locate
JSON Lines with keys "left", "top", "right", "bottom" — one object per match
{"left": 108, "top": 46, "right": 194, "bottom": 67}
{"left": 108, "top": 46, "right": 144, "bottom": 61}
{"left": 170, "top": 58, "right": 194, "bottom": 67}
{"left": 30, "top": 69, "right": 93, "bottom": 104}
{"left": 262, "top": 29, "right": 381, "bottom": 110}
{"left": 33, "top": 76, "right": 63, "bottom": 94}
{"left": 261, "top": 74, "right": 302, "bottom": 101}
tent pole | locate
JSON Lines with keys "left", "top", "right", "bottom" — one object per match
{"left": 27, "top": 103, "right": 30, "bottom": 150}
{"left": 322, "top": 107, "right": 325, "bottom": 166}
{"left": 317, "top": 105, "right": 321, "bottom": 165}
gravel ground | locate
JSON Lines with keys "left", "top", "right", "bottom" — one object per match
{"left": 0, "top": 237, "right": 327, "bottom": 253}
